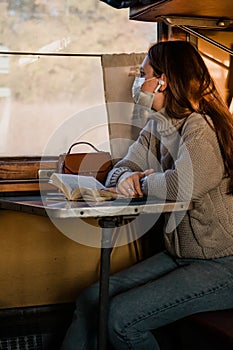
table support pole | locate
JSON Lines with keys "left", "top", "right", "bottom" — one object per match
{"left": 97, "top": 217, "right": 120, "bottom": 350}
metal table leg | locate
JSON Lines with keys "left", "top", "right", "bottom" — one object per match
{"left": 97, "top": 217, "right": 120, "bottom": 350}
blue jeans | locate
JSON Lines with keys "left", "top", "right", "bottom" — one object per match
{"left": 61, "top": 252, "right": 233, "bottom": 350}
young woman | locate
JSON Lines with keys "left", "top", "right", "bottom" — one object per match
{"left": 61, "top": 40, "right": 233, "bottom": 350}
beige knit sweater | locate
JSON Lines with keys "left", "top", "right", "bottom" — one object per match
{"left": 105, "top": 109, "right": 233, "bottom": 259}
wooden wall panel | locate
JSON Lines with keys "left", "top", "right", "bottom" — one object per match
{"left": 0, "top": 210, "right": 138, "bottom": 309}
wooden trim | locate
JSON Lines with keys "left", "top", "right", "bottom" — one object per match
{"left": 0, "top": 181, "right": 54, "bottom": 193}
{"left": 0, "top": 157, "right": 58, "bottom": 180}
{"left": 0, "top": 157, "right": 58, "bottom": 192}
{"left": 129, "top": 0, "right": 233, "bottom": 22}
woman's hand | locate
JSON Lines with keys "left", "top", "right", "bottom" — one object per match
{"left": 117, "top": 169, "right": 154, "bottom": 197}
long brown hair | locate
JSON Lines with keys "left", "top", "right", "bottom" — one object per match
{"left": 148, "top": 40, "right": 233, "bottom": 194}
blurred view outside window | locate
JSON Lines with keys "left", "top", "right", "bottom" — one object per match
{"left": 0, "top": 0, "right": 157, "bottom": 156}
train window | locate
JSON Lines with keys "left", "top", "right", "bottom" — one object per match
{"left": 0, "top": 55, "right": 109, "bottom": 156}
{"left": 0, "top": 0, "right": 156, "bottom": 157}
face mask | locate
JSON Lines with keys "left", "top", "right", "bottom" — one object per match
{"left": 132, "top": 76, "right": 156, "bottom": 110}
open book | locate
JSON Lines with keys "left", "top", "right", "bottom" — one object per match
{"left": 49, "top": 173, "right": 121, "bottom": 201}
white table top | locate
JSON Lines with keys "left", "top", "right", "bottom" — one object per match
{"left": 0, "top": 195, "right": 192, "bottom": 219}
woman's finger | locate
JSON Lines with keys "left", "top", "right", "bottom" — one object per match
{"left": 117, "top": 181, "right": 136, "bottom": 197}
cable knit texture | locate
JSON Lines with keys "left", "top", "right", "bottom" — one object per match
{"left": 105, "top": 109, "right": 233, "bottom": 259}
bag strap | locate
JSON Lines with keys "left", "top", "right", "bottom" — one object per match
{"left": 67, "top": 142, "right": 102, "bottom": 154}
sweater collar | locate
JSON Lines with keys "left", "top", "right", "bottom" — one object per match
{"left": 151, "top": 108, "right": 186, "bottom": 136}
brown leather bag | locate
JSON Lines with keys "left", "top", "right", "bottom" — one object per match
{"left": 58, "top": 142, "right": 112, "bottom": 184}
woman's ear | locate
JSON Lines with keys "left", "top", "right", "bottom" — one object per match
{"left": 158, "top": 73, "right": 167, "bottom": 91}
{"left": 154, "top": 73, "right": 167, "bottom": 93}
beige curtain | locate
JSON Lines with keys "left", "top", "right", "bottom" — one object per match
{"left": 101, "top": 53, "right": 147, "bottom": 162}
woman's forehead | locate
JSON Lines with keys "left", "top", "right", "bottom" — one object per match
{"left": 141, "top": 56, "right": 153, "bottom": 73}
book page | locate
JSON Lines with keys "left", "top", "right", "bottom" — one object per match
{"left": 75, "top": 188, "right": 118, "bottom": 201}
{"left": 49, "top": 173, "right": 117, "bottom": 201}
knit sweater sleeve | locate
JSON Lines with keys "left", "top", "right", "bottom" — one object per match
{"left": 143, "top": 115, "right": 225, "bottom": 201}
{"left": 105, "top": 120, "right": 157, "bottom": 187}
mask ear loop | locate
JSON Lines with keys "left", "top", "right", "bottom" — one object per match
{"left": 154, "top": 79, "right": 165, "bottom": 93}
